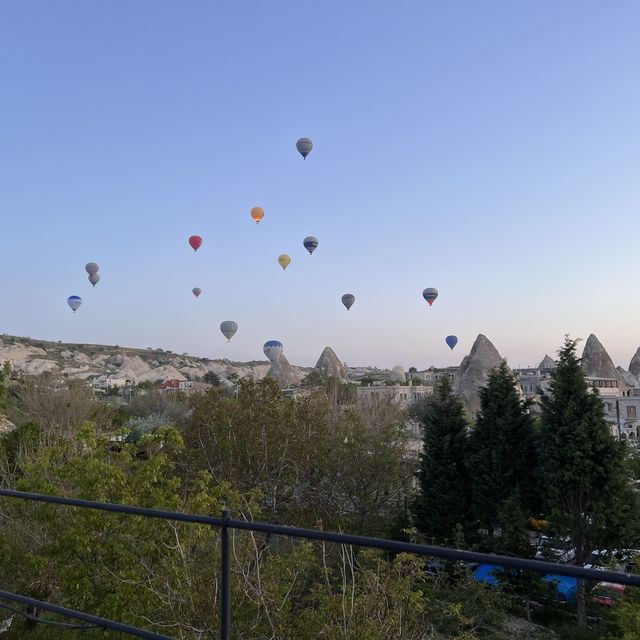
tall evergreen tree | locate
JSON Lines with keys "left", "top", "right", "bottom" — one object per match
{"left": 538, "top": 337, "right": 636, "bottom": 627}
{"left": 413, "top": 377, "right": 470, "bottom": 543}
{"left": 468, "top": 362, "right": 538, "bottom": 546}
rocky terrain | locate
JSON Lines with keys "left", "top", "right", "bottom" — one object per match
{"left": 2, "top": 332, "right": 639, "bottom": 404}
{"left": 0, "top": 335, "right": 308, "bottom": 387}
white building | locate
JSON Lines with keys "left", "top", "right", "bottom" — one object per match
{"left": 602, "top": 397, "right": 640, "bottom": 440}
{"left": 356, "top": 384, "right": 432, "bottom": 407}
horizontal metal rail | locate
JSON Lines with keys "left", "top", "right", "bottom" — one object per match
{"left": 1, "top": 487, "right": 639, "bottom": 639}
{"left": 0, "top": 590, "right": 173, "bottom": 639}
{"left": 2, "top": 489, "right": 639, "bottom": 586}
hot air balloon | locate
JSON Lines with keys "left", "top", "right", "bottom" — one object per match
{"left": 192, "top": 287, "right": 202, "bottom": 299}
{"left": 263, "top": 340, "right": 283, "bottom": 362}
{"left": 303, "top": 236, "right": 319, "bottom": 255}
{"left": 278, "top": 254, "right": 291, "bottom": 270}
{"left": 445, "top": 335, "right": 458, "bottom": 350}
{"left": 88, "top": 273, "right": 100, "bottom": 287}
{"left": 341, "top": 294, "right": 355, "bottom": 310}
{"left": 85, "top": 262, "right": 99, "bottom": 276}
{"left": 250, "top": 207, "right": 265, "bottom": 224}
{"left": 296, "top": 137, "right": 313, "bottom": 159}
{"left": 188, "top": 235, "right": 203, "bottom": 251}
{"left": 220, "top": 321, "right": 238, "bottom": 342}
{"left": 67, "top": 295, "right": 82, "bottom": 313}
{"left": 422, "top": 288, "right": 438, "bottom": 306}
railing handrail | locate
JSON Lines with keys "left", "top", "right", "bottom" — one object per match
{"left": 1, "top": 487, "right": 639, "bottom": 639}
{"left": 2, "top": 489, "right": 639, "bottom": 586}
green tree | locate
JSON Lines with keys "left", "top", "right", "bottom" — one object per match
{"left": 183, "top": 377, "right": 412, "bottom": 535}
{"left": 413, "top": 377, "right": 470, "bottom": 543}
{"left": 468, "top": 362, "right": 538, "bottom": 548}
{"left": 202, "top": 371, "right": 222, "bottom": 386}
{"left": 0, "top": 361, "right": 11, "bottom": 412}
{"left": 607, "top": 555, "right": 640, "bottom": 639}
{"left": 538, "top": 337, "right": 637, "bottom": 627}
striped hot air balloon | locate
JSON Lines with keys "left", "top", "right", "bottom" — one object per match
{"left": 303, "top": 236, "right": 319, "bottom": 255}
{"left": 341, "top": 294, "right": 355, "bottom": 310}
{"left": 220, "top": 321, "right": 238, "bottom": 341}
{"left": 296, "top": 138, "right": 313, "bottom": 159}
{"left": 422, "top": 288, "right": 438, "bottom": 306}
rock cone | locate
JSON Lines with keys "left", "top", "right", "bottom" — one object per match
{"left": 314, "top": 347, "right": 347, "bottom": 381}
{"left": 267, "top": 355, "right": 301, "bottom": 389}
{"left": 455, "top": 334, "right": 506, "bottom": 413}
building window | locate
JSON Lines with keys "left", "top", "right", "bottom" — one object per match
{"left": 627, "top": 405, "right": 637, "bottom": 419}
{"left": 606, "top": 403, "right": 613, "bottom": 411}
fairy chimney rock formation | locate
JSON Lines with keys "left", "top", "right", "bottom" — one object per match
{"left": 455, "top": 334, "right": 507, "bottom": 413}
{"left": 267, "top": 354, "right": 301, "bottom": 389}
{"left": 629, "top": 347, "right": 640, "bottom": 379}
{"left": 539, "top": 355, "right": 557, "bottom": 370}
{"left": 581, "top": 334, "right": 620, "bottom": 381}
{"left": 314, "top": 347, "right": 347, "bottom": 381}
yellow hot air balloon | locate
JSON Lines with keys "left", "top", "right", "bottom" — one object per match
{"left": 278, "top": 254, "right": 291, "bottom": 270}
{"left": 250, "top": 206, "right": 264, "bottom": 224}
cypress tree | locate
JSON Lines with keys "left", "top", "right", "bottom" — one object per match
{"left": 538, "top": 337, "right": 636, "bottom": 627}
{"left": 468, "top": 362, "right": 538, "bottom": 546}
{"left": 413, "top": 377, "right": 470, "bottom": 543}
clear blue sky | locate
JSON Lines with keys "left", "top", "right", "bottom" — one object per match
{"left": 1, "top": 1, "right": 639, "bottom": 369}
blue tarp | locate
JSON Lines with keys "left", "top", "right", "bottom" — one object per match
{"left": 472, "top": 564, "right": 577, "bottom": 603}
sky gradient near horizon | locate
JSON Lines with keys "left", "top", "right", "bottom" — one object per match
{"left": 1, "top": 1, "right": 639, "bottom": 369}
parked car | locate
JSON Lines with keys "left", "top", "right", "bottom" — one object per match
{"left": 590, "top": 581, "right": 625, "bottom": 607}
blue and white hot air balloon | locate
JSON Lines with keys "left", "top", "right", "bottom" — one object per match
{"left": 263, "top": 340, "right": 283, "bottom": 363}
{"left": 445, "top": 335, "right": 458, "bottom": 350}
{"left": 67, "top": 295, "right": 82, "bottom": 313}
{"left": 303, "top": 236, "right": 319, "bottom": 255}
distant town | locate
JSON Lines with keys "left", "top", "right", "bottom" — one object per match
{"left": 1, "top": 332, "right": 638, "bottom": 442}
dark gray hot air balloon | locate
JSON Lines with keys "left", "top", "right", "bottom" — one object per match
{"left": 303, "top": 236, "right": 319, "bottom": 254}
{"left": 296, "top": 138, "right": 313, "bottom": 159}
{"left": 88, "top": 273, "right": 100, "bottom": 287}
{"left": 422, "top": 288, "right": 438, "bottom": 307}
{"left": 341, "top": 294, "right": 355, "bottom": 310}
{"left": 85, "top": 262, "right": 99, "bottom": 277}
{"left": 220, "top": 321, "right": 238, "bottom": 342}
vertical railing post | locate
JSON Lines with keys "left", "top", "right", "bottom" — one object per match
{"left": 220, "top": 509, "right": 231, "bottom": 640}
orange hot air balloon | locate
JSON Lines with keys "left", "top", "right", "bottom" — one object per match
{"left": 250, "top": 207, "right": 265, "bottom": 224}
{"left": 278, "top": 254, "right": 291, "bottom": 270}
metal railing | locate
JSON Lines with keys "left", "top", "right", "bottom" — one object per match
{"left": 1, "top": 488, "right": 639, "bottom": 639}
